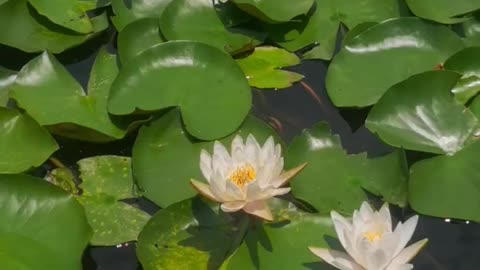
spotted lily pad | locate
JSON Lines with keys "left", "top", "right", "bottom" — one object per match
{"left": 236, "top": 46, "right": 304, "bottom": 89}
{"left": 230, "top": 0, "right": 314, "bottom": 22}
{"left": 405, "top": 0, "right": 480, "bottom": 24}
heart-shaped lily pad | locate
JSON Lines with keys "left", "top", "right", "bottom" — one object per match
{"left": 10, "top": 48, "right": 136, "bottom": 142}
{"left": 137, "top": 197, "right": 240, "bottom": 270}
{"left": 409, "top": 141, "right": 480, "bottom": 222}
{"left": 236, "top": 46, "right": 304, "bottom": 89}
{"left": 287, "top": 122, "right": 408, "bottom": 214}
{"left": 0, "top": 0, "right": 108, "bottom": 53}
{"left": 405, "top": 0, "right": 480, "bottom": 24}
{"left": 230, "top": 0, "right": 314, "bottom": 22}
{"left": 0, "top": 67, "right": 16, "bottom": 106}
{"left": 0, "top": 174, "right": 91, "bottom": 270}
{"left": 326, "top": 17, "right": 465, "bottom": 107}
{"left": 366, "top": 71, "right": 478, "bottom": 155}
{"left": 444, "top": 47, "right": 480, "bottom": 103}
{"left": 0, "top": 108, "right": 58, "bottom": 174}
{"left": 267, "top": 0, "right": 401, "bottom": 60}
{"left": 108, "top": 41, "right": 252, "bottom": 140}
{"left": 132, "top": 109, "right": 281, "bottom": 207}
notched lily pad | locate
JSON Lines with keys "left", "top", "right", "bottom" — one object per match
{"left": 236, "top": 46, "right": 304, "bottom": 89}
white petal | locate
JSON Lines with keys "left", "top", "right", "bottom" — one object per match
{"left": 247, "top": 186, "right": 290, "bottom": 201}
{"left": 386, "top": 264, "right": 414, "bottom": 270}
{"left": 199, "top": 150, "right": 213, "bottom": 181}
{"left": 221, "top": 201, "right": 246, "bottom": 212}
{"left": 245, "top": 135, "right": 259, "bottom": 167}
{"left": 212, "top": 141, "right": 231, "bottom": 178}
{"left": 243, "top": 200, "right": 273, "bottom": 221}
{"left": 190, "top": 179, "right": 219, "bottom": 202}
{"left": 365, "top": 249, "right": 389, "bottom": 270}
{"left": 273, "top": 162, "right": 307, "bottom": 188}
{"left": 231, "top": 135, "right": 245, "bottom": 164}
{"left": 392, "top": 215, "right": 419, "bottom": 258}
{"left": 331, "top": 211, "right": 353, "bottom": 250}
{"left": 308, "top": 247, "right": 364, "bottom": 270}
{"left": 388, "top": 239, "right": 428, "bottom": 267}
{"left": 367, "top": 233, "right": 399, "bottom": 269}
{"left": 225, "top": 180, "right": 245, "bottom": 200}
{"left": 379, "top": 203, "right": 392, "bottom": 232}
{"left": 359, "top": 201, "right": 374, "bottom": 220}
{"left": 260, "top": 136, "right": 275, "bottom": 163}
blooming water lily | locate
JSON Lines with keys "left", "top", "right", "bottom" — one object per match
{"left": 309, "top": 202, "right": 428, "bottom": 270}
{"left": 190, "top": 134, "right": 306, "bottom": 221}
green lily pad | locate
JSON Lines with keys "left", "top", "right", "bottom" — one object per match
{"left": 460, "top": 15, "right": 480, "bottom": 46}
{"left": 230, "top": 0, "right": 313, "bottom": 22}
{"left": 236, "top": 46, "right": 303, "bottom": 89}
{"left": 0, "top": 67, "right": 16, "bottom": 106}
{"left": 444, "top": 47, "right": 480, "bottom": 103}
{"left": 0, "top": 174, "right": 92, "bottom": 270}
{"left": 108, "top": 41, "right": 251, "bottom": 140}
{"left": 366, "top": 71, "right": 478, "bottom": 155}
{"left": 137, "top": 197, "right": 241, "bottom": 270}
{"left": 326, "top": 17, "right": 465, "bottom": 107}
{"left": 405, "top": 0, "right": 480, "bottom": 24}
{"left": 469, "top": 94, "right": 480, "bottom": 118}
{"left": 10, "top": 48, "right": 135, "bottom": 142}
{"left": 0, "top": 108, "right": 58, "bottom": 174}
{"left": 0, "top": 0, "right": 108, "bottom": 53}
{"left": 287, "top": 122, "right": 408, "bottom": 215}
{"left": 117, "top": 18, "right": 165, "bottom": 64}
{"left": 77, "top": 156, "right": 150, "bottom": 246}
{"left": 132, "top": 109, "right": 281, "bottom": 207}
{"left": 45, "top": 167, "right": 79, "bottom": 194}
{"left": 221, "top": 210, "right": 335, "bottom": 269}
{"left": 160, "top": 0, "right": 264, "bottom": 53}
{"left": 111, "top": 0, "right": 172, "bottom": 31}
{"left": 267, "top": 0, "right": 401, "bottom": 60}
{"left": 27, "top": 0, "right": 98, "bottom": 33}
{"left": 409, "top": 141, "right": 480, "bottom": 222}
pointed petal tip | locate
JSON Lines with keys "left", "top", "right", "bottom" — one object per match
{"left": 190, "top": 179, "right": 219, "bottom": 202}
{"left": 276, "top": 162, "right": 308, "bottom": 187}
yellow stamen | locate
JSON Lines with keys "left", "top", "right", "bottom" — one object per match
{"left": 229, "top": 165, "right": 256, "bottom": 188}
{"left": 363, "top": 231, "right": 382, "bottom": 243}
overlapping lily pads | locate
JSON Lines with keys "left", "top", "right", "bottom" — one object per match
{"left": 132, "top": 109, "right": 281, "bottom": 207}
{"left": 444, "top": 47, "right": 480, "bottom": 103}
{"left": 366, "top": 71, "right": 478, "bottom": 155}
{"left": 108, "top": 41, "right": 252, "bottom": 140}
{"left": 0, "top": 67, "right": 16, "bottom": 106}
{"left": 0, "top": 174, "right": 91, "bottom": 270}
{"left": 287, "top": 122, "right": 408, "bottom": 214}
{"left": 326, "top": 17, "right": 465, "bottom": 107}
{"left": 111, "top": 0, "right": 172, "bottom": 31}
{"left": 405, "top": 0, "right": 480, "bottom": 24}
{"left": 230, "top": 0, "right": 314, "bottom": 22}
{"left": 0, "top": 108, "right": 58, "bottom": 174}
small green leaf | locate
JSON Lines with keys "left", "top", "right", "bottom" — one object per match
{"left": 409, "top": 141, "right": 480, "bottom": 222}
{"left": 287, "top": 122, "right": 408, "bottom": 214}
{"left": 118, "top": 18, "right": 165, "bottom": 64}
{"left": 137, "top": 197, "right": 240, "bottom": 270}
{"left": 10, "top": 48, "right": 135, "bottom": 142}
{"left": 0, "top": 174, "right": 92, "bottom": 270}
{"left": 160, "top": 0, "right": 264, "bottom": 53}
{"left": 27, "top": 0, "right": 97, "bottom": 33}
{"left": 111, "top": 0, "right": 172, "bottom": 31}
{"left": 405, "top": 0, "right": 480, "bottom": 24}
{"left": 326, "top": 17, "right": 465, "bottom": 107}
{"left": 444, "top": 47, "right": 480, "bottom": 103}
{"left": 108, "top": 41, "right": 252, "bottom": 140}
{"left": 132, "top": 109, "right": 282, "bottom": 207}
{"left": 0, "top": 67, "right": 16, "bottom": 106}
{"left": 0, "top": 0, "right": 108, "bottom": 53}
{"left": 230, "top": 0, "right": 314, "bottom": 22}
{"left": 0, "top": 108, "right": 58, "bottom": 174}
{"left": 366, "top": 71, "right": 478, "bottom": 155}
{"left": 236, "top": 46, "right": 303, "bottom": 89}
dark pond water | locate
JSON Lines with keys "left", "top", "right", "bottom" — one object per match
{"left": 1, "top": 33, "right": 479, "bottom": 270}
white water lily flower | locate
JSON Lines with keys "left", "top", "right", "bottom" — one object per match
{"left": 190, "top": 134, "right": 306, "bottom": 221}
{"left": 309, "top": 202, "right": 428, "bottom": 270}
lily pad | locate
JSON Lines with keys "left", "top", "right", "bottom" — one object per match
{"left": 0, "top": 108, "right": 58, "bottom": 174}
{"left": 460, "top": 15, "right": 480, "bottom": 46}
{"left": 236, "top": 46, "right": 304, "bottom": 89}
{"left": 267, "top": 0, "right": 401, "bottom": 60}
{"left": 27, "top": 0, "right": 98, "bottom": 33}
{"left": 0, "top": 174, "right": 91, "bottom": 270}
{"left": 111, "top": 0, "right": 172, "bottom": 31}
{"left": 132, "top": 109, "right": 281, "bottom": 207}
{"left": 77, "top": 156, "right": 150, "bottom": 246}
{"left": 0, "top": 0, "right": 108, "bottom": 53}
{"left": 287, "top": 122, "right": 408, "bottom": 215}
{"left": 221, "top": 210, "right": 335, "bottom": 269}
{"left": 0, "top": 67, "right": 16, "bottom": 106}
{"left": 444, "top": 47, "right": 480, "bottom": 103}
{"left": 160, "top": 0, "right": 264, "bottom": 53}
{"left": 405, "top": 0, "right": 480, "bottom": 24}
{"left": 469, "top": 94, "right": 480, "bottom": 118}
{"left": 10, "top": 48, "right": 134, "bottom": 142}
{"left": 137, "top": 197, "right": 241, "bottom": 270}
{"left": 117, "top": 18, "right": 165, "bottom": 64}
{"left": 326, "top": 17, "right": 465, "bottom": 107}
{"left": 409, "top": 141, "right": 480, "bottom": 222}
{"left": 230, "top": 0, "right": 314, "bottom": 22}
{"left": 366, "top": 71, "right": 478, "bottom": 155}
{"left": 108, "top": 41, "right": 252, "bottom": 140}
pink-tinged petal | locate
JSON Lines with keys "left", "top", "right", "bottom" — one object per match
{"left": 190, "top": 179, "right": 219, "bottom": 202}
{"left": 391, "top": 215, "right": 419, "bottom": 257}
{"left": 221, "top": 201, "right": 246, "bottom": 212}
{"left": 273, "top": 162, "right": 308, "bottom": 188}
{"left": 388, "top": 239, "right": 428, "bottom": 267}
{"left": 243, "top": 200, "right": 273, "bottom": 221}
{"left": 308, "top": 247, "right": 364, "bottom": 270}
{"left": 199, "top": 150, "right": 213, "bottom": 181}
